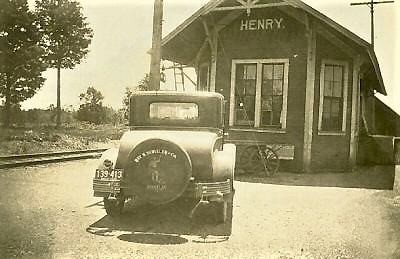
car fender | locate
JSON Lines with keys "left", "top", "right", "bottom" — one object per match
{"left": 212, "top": 143, "right": 236, "bottom": 181}
{"left": 97, "top": 148, "right": 119, "bottom": 170}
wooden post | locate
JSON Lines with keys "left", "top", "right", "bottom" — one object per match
{"left": 149, "top": 0, "right": 163, "bottom": 91}
{"left": 202, "top": 20, "right": 218, "bottom": 92}
{"left": 209, "top": 31, "right": 218, "bottom": 92}
{"left": 349, "top": 56, "right": 362, "bottom": 170}
{"left": 303, "top": 16, "right": 316, "bottom": 173}
{"left": 394, "top": 138, "right": 400, "bottom": 192}
{"left": 350, "top": 1, "right": 395, "bottom": 49}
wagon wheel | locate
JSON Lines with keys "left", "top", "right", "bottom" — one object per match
{"left": 237, "top": 146, "right": 259, "bottom": 174}
{"left": 240, "top": 145, "right": 280, "bottom": 176}
{"left": 260, "top": 146, "right": 280, "bottom": 176}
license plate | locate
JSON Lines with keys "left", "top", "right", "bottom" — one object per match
{"left": 95, "top": 169, "right": 123, "bottom": 179}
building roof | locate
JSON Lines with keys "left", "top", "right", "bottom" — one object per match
{"left": 160, "top": 0, "right": 386, "bottom": 95}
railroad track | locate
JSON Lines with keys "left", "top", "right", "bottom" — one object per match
{"left": 0, "top": 148, "right": 107, "bottom": 169}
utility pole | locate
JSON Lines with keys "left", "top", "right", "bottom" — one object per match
{"left": 350, "top": 0, "right": 394, "bottom": 48}
{"left": 149, "top": 0, "right": 163, "bottom": 91}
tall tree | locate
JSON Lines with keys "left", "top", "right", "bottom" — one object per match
{"left": 35, "top": 0, "right": 93, "bottom": 128}
{"left": 0, "top": 0, "right": 47, "bottom": 127}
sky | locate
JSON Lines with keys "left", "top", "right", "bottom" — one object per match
{"left": 23, "top": 0, "right": 400, "bottom": 114}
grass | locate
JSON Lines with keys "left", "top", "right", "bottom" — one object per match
{"left": 0, "top": 123, "right": 128, "bottom": 156}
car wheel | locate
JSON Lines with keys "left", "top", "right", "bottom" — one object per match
{"left": 213, "top": 201, "right": 228, "bottom": 224}
{"left": 103, "top": 197, "right": 125, "bottom": 217}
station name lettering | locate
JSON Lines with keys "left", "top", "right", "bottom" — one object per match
{"left": 240, "top": 18, "right": 284, "bottom": 31}
{"left": 134, "top": 149, "right": 177, "bottom": 163}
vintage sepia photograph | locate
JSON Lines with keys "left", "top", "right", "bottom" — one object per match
{"left": 1, "top": 0, "right": 399, "bottom": 257}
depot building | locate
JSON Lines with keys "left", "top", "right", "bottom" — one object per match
{"left": 159, "top": 0, "right": 400, "bottom": 173}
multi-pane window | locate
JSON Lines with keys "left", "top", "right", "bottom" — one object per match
{"left": 234, "top": 64, "right": 257, "bottom": 126}
{"left": 230, "top": 59, "right": 289, "bottom": 129}
{"left": 261, "top": 64, "right": 284, "bottom": 127}
{"left": 319, "top": 60, "right": 348, "bottom": 133}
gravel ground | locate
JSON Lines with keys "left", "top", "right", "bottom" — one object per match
{"left": 0, "top": 160, "right": 399, "bottom": 258}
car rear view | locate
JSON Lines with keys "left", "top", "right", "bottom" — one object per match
{"left": 93, "top": 91, "right": 235, "bottom": 223}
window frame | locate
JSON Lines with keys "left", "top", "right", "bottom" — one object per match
{"left": 318, "top": 59, "right": 349, "bottom": 135}
{"left": 233, "top": 63, "right": 257, "bottom": 126}
{"left": 229, "top": 59, "right": 289, "bottom": 131}
{"left": 149, "top": 102, "right": 200, "bottom": 123}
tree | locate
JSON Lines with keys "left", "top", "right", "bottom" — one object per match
{"left": 137, "top": 73, "right": 151, "bottom": 91}
{"left": 35, "top": 0, "right": 93, "bottom": 128}
{"left": 121, "top": 86, "right": 132, "bottom": 121}
{"left": 123, "top": 74, "right": 151, "bottom": 112}
{"left": 0, "top": 0, "right": 47, "bottom": 127}
{"left": 79, "top": 86, "right": 103, "bottom": 106}
{"left": 77, "top": 86, "right": 106, "bottom": 124}
{"left": 121, "top": 74, "right": 151, "bottom": 121}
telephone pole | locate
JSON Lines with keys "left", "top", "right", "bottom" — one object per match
{"left": 350, "top": 0, "right": 394, "bottom": 48}
{"left": 149, "top": 0, "right": 163, "bottom": 91}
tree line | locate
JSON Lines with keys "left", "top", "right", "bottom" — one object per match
{"left": 0, "top": 72, "right": 151, "bottom": 127}
{"left": 76, "top": 74, "right": 150, "bottom": 125}
{"left": 0, "top": 0, "right": 93, "bottom": 128}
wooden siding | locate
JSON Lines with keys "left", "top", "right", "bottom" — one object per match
{"left": 311, "top": 35, "right": 354, "bottom": 171}
{"left": 215, "top": 8, "right": 308, "bottom": 171}
{"left": 195, "top": 7, "right": 366, "bottom": 172}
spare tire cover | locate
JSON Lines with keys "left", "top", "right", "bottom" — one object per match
{"left": 126, "top": 138, "right": 192, "bottom": 204}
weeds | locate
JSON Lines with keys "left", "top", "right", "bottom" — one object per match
{"left": 0, "top": 123, "right": 128, "bottom": 155}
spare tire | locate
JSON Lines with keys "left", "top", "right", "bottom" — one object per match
{"left": 125, "top": 138, "right": 192, "bottom": 205}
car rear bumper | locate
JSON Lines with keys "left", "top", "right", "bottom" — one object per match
{"left": 93, "top": 178, "right": 233, "bottom": 201}
{"left": 93, "top": 179, "right": 121, "bottom": 197}
{"left": 183, "top": 179, "right": 232, "bottom": 200}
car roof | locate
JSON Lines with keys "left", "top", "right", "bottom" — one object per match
{"left": 131, "top": 91, "right": 224, "bottom": 100}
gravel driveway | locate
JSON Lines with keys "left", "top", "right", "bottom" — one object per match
{"left": 0, "top": 160, "right": 399, "bottom": 258}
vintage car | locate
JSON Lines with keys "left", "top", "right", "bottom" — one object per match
{"left": 93, "top": 91, "right": 236, "bottom": 223}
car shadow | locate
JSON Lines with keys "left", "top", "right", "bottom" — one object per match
{"left": 86, "top": 198, "right": 233, "bottom": 245}
{"left": 236, "top": 165, "right": 395, "bottom": 190}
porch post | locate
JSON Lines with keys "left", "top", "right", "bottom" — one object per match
{"left": 394, "top": 138, "right": 400, "bottom": 192}
{"left": 303, "top": 18, "right": 317, "bottom": 173}
{"left": 202, "top": 21, "right": 218, "bottom": 92}
{"left": 349, "top": 56, "right": 362, "bottom": 170}
{"left": 209, "top": 31, "right": 218, "bottom": 92}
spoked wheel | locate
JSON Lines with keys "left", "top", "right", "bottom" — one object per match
{"left": 237, "top": 146, "right": 260, "bottom": 175}
{"left": 261, "top": 146, "right": 280, "bottom": 176}
{"left": 103, "top": 197, "right": 125, "bottom": 217}
{"left": 239, "top": 145, "right": 280, "bottom": 176}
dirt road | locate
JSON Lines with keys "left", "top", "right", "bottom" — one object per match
{"left": 0, "top": 160, "right": 399, "bottom": 258}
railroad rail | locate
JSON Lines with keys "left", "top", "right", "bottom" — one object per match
{"left": 0, "top": 148, "right": 107, "bottom": 169}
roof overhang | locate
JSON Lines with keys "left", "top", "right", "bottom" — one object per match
{"left": 160, "top": 0, "right": 387, "bottom": 95}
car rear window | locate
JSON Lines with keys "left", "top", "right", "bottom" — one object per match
{"left": 149, "top": 102, "right": 199, "bottom": 122}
